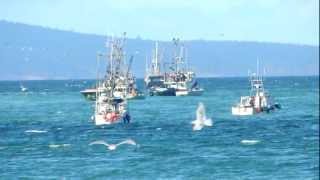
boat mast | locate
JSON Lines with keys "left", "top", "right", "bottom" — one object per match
{"left": 152, "top": 41, "right": 160, "bottom": 75}
{"left": 95, "top": 52, "right": 101, "bottom": 114}
{"left": 185, "top": 47, "right": 189, "bottom": 72}
{"left": 155, "top": 41, "right": 158, "bottom": 73}
{"left": 173, "top": 38, "right": 179, "bottom": 74}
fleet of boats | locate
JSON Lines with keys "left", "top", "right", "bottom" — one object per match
{"left": 78, "top": 34, "right": 281, "bottom": 126}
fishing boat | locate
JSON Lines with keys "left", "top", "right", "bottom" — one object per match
{"left": 92, "top": 34, "right": 132, "bottom": 125}
{"left": 145, "top": 39, "right": 203, "bottom": 96}
{"left": 144, "top": 42, "right": 176, "bottom": 96}
{"left": 164, "top": 38, "right": 203, "bottom": 96}
{"left": 232, "top": 61, "right": 281, "bottom": 116}
{"left": 81, "top": 34, "right": 145, "bottom": 101}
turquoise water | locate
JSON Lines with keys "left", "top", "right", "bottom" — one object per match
{"left": 0, "top": 77, "right": 318, "bottom": 179}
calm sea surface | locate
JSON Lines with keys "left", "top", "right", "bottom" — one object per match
{"left": 0, "top": 77, "right": 318, "bottom": 179}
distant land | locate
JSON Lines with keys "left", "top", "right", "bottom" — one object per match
{"left": 0, "top": 20, "right": 318, "bottom": 80}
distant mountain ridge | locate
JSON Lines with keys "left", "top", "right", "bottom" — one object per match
{"left": 0, "top": 20, "right": 318, "bottom": 80}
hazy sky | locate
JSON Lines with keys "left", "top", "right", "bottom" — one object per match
{"left": 0, "top": 0, "right": 319, "bottom": 45}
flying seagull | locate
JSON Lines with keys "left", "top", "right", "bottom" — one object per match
{"left": 89, "top": 139, "right": 137, "bottom": 151}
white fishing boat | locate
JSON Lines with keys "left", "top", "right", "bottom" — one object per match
{"left": 81, "top": 33, "right": 144, "bottom": 101}
{"left": 145, "top": 42, "right": 174, "bottom": 96}
{"left": 164, "top": 39, "right": 203, "bottom": 96}
{"left": 232, "top": 61, "right": 281, "bottom": 116}
{"left": 145, "top": 39, "right": 204, "bottom": 96}
{"left": 92, "top": 34, "right": 132, "bottom": 126}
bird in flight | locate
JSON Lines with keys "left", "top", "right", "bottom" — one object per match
{"left": 89, "top": 139, "right": 137, "bottom": 151}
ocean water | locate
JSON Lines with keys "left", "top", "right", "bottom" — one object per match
{"left": 0, "top": 77, "right": 318, "bottom": 179}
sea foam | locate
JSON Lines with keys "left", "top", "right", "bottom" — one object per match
{"left": 49, "top": 144, "right": 71, "bottom": 148}
{"left": 241, "top": 139, "right": 260, "bottom": 145}
{"left": 25, "top": 130, "right": 48, "bottom": 133}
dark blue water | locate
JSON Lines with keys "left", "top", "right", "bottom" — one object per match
{"left": 0, "top": 77, "right": 318, "bottom": 179}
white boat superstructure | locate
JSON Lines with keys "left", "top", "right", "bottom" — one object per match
{"left": 231, "top": 96, "right": 254, "bottom": 115}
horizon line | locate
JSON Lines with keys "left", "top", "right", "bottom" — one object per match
{"left": 0, "top": 75, "right": 318, "bottom": 81}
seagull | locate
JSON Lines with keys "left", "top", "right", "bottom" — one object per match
{"left": 89, "top": 139, "right": 137, "bottom": 151}
{"left": 191, "top": 102, "right": 213, "bottom": 131}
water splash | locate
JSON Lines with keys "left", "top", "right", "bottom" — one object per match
{"left": 191, "top": 102, "right": 213, "bottom": 131}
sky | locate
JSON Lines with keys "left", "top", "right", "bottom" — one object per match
{"left": 0, "top": 0, "right": 319, "bottom": 45}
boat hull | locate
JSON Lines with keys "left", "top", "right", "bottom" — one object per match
{"left": 149, "top": 88, "right": 176, "bottom": 96}
{"left": 231, "top": 106, "right": 254, "bottom": 116}
{"left": 130, "top": 94, "right": 146, "bottom": 100}
{"left": 175, "top": 89, "right": 188, "bottom": 96}
{"left": 95, "top": 114, "right": 121, "bottom": 126}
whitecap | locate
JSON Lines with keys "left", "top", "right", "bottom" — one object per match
{"left": 25, "top": 130, "right": 48, "bottom": 133}
{"left": 49, "top": 144, "right": 71, "bottom": 148}
{"left": 241, "top": 139, "right": 260, "bottom": 145}
{"left": 156, "top": 127, "right": 162, "bottom": 131}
